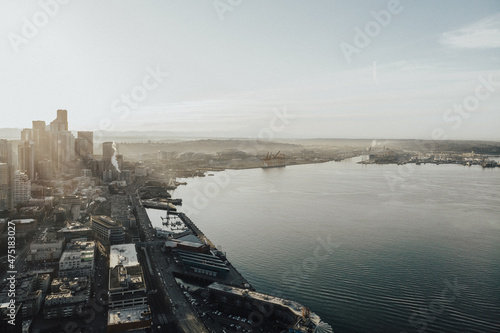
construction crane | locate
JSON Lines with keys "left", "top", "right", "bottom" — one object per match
{"left": 261, "top": 151, "right": 286, "bottom": 168}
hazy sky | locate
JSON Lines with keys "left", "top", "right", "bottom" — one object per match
{"left": 1, "top": 0, "right": 499, "bottom": 139}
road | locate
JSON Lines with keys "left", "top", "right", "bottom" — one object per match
{"left": 129, "top": 182, "right": 209, "bottom": 333}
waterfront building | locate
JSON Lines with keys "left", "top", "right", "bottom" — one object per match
{"left": 208, "top": 282, "right": 332, "bottom": 333}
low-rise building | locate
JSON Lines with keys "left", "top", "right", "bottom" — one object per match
{"left": 44, "top": 276, "right": 90, "bottom": 319}
{"left": 59, "top": 240, "right": 95, "bottom": 278}
{"left": 107, "top": 305, "right": 152, "bottom": 333}
{"left": 16, "top": 274, "right": 50, "bottom": 318}
{"left": 57, "top": 221, "right": 93, "bottom": 241}
{"left": 11, "top": 218, "right": 37, "bottom": 233}
{"left": 208, "top": 282, "right": 332, "bottom": 333}
{"left": 27, "top": 234, "right": 64, "bottom": 262}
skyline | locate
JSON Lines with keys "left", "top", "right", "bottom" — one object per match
{"left": 1, "top": 1, "right": 500, "bottom": 140}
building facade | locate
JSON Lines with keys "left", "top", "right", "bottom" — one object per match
{"left": 13, "top": 170, "right": 31, "bottom": 207}
{"left": 91, "top": 215, "right": 125, "bottom": 245}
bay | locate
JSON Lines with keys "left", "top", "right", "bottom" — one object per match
{"left": 162, "top": 158, "right": 500, "bottom": 332}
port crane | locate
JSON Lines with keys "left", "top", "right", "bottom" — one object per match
{"left": 261, "top": 151, "right": 286, "bottom": 168}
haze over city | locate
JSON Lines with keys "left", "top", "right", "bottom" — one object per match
{"left": 1, "top": 0, "right": 499, "bottom": 139}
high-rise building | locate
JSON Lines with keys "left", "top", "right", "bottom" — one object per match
{"left": 103, "top": 141, "right": 115, "bottom": 172}
{"left": 13, "top": 170, "right": 31, "bottom": 207}
{"left": 103, "top": 142, "right": 114, "bottom": 160}
{"left": 0, "top": 163, "right": 11, "bottom": 211}
{"left": 32, "top": 120, "right": 51, "bottom": 162}
{"left": 0, "top": 139, "right": 13, "bottom": 165}
{"left": 76, "top": 131, "right": 93, "bottom": 157}
{"left": 49, "top": 109, "right": 68, "bottom": 132}
{"left": 37, "top": 159, "right": 53, "bottom": 180}
{"left": 21, "top": 128, "right": 33, "bottom": 141}
{"left": 18, "top": 141, "right": 35, "bottom": 179}
{"left": 56, "top": 131, "right": 75, "bottom": 174}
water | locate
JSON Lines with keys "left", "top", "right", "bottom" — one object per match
{"left": 163, "top": 158, "right": 500, "bottom": 332}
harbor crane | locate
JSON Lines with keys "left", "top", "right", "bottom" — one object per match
{"left": 261, "top": 151, "right": 286, "bottom": 168}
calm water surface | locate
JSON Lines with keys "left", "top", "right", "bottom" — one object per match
{"left": 158, "top": 159, "right": 500, "bottom": 332}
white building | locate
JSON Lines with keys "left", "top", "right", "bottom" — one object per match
{"left": 109, "top": 244, "right": 147, "bottom": 309}
{"left": 59, "top": 240, "right": 95, "bottom": 278}
{"left": 13, "top": 170, "right": 30, "bottom": 207}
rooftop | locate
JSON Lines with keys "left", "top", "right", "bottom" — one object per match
{"left": 108, "top": 305, "right": 151, "bottom": 326}
{"left": 208, "top": 282, "right": 321, "bottom": 326}
{"left": 109, "top": 264, "right": 146, "bottom": 291}
{"left": 110, "top": 244, "right": 138, "bottom": 268}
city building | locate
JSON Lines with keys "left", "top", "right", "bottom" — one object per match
{"left": 81, "top": 168, "right": 92, "bottom": 177}
{"left": 0, "top": 139, "right": 13, "bottom": 165}
{"left": 49, "top": 109, "right": 68, "bottom": 132}
{"left": 0, "top": 302, "right": 21, "bottom": 333}
{"left": 11, "top": 218, "right": 37, "bottom": 233}
{"left": 44, "top": 276, "right": 90, "bottom": 319}
{"left": 58, "top": 240, "right": 95, "bottom": 278}
{"left": 91, "top": 215, "right": 125, "bottom": 245}
{"left": 111, "top": 197, "right": 135, "bottom": 229}
{"left": 13, "top": 170, "right": 30, "bottom": 207}
{"left": 208, "top": 282, "right": 330, "bottom": 333}
{"left": 27, "top": 232, "right": 64, "bottom": 262}
{"left": 76, "top": 131, "right": 94, "bottom": 158}
{"left": 108, "top": 244, "right": 147, "bottom": 309}
{"left": 18, "top": 141, "right": 35, "bottom": 180}
{"left": 57, "top": 221, "right": 93, "bottom": 241}
{"left": 17, "top": 274, "right": 51, "bottom": 319}
{"left": 0, "top": 163, "right": 11, "bottom": 211}
{"left": 107, "top": 305, "right": 152, "bottom": 333}
{"left": 36, "top": 159, "right": 53, "bottom": 180}
{"left": 32, "top": 120, "right": 51, "bottom": 166}
{"left": 176, "top": 250, "right": 229, "bottom": 278}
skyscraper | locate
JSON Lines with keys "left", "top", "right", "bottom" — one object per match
{"left": 18, "top": 141, "right": 35, "bottom": 180}
{"left": 48, "top": 110, "right": 75, "bottom": 175}
{"left": 0, "top": 163, "right": 11, "bottom": 211}
{"left": 76, "top": 131, "right": 94, "bottom": 158}
{"left": 13, "top": 170, "right": 30, "bottom": 207}
{"left": 0, "top": 139, "right": 13, "bottom": 165}
{"left": 102, "top": 141, "right": 114, "bottom": 172}
{"left": 50, "top": 109, "right": 68, "bottom": 132}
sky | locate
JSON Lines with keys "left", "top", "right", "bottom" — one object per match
{"left": 1, "top": 0, "right": 499, "bottom": 140}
